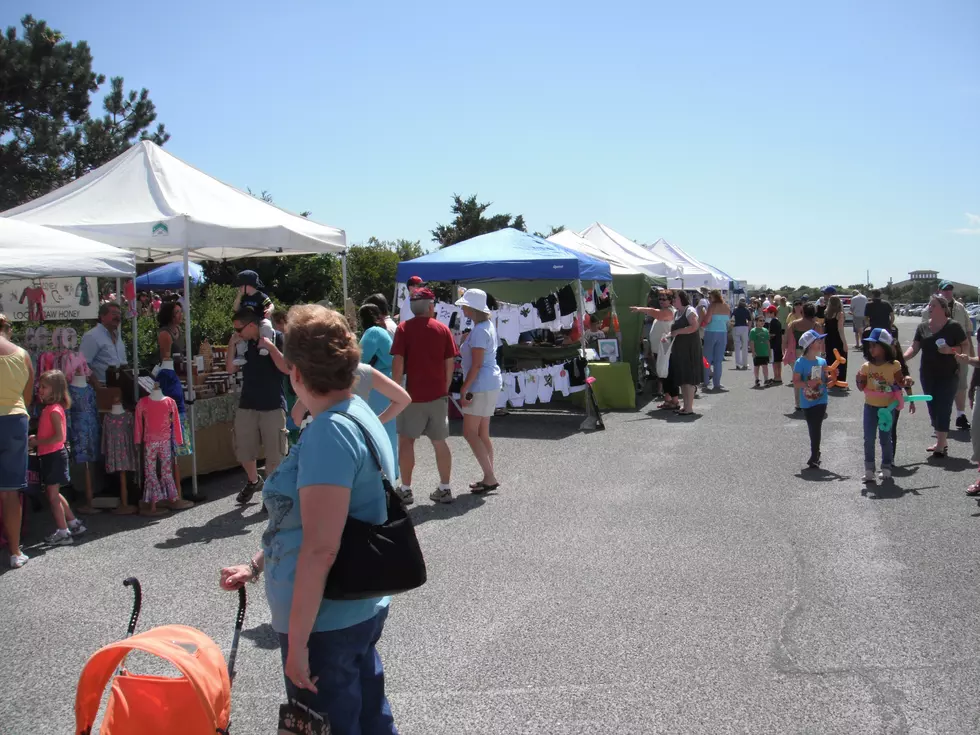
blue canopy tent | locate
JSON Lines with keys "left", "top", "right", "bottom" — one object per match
{"left": 135, "top": 261, "right": 205, "bottom": 291}
{"left": 396, "top": 229, "right": 613, "bottom": 429}
{"left": 395, "top": 228, "right": 612, "bottom": 283}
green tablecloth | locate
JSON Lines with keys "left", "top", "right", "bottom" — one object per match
{"left": 193, "top": 393, "right": 238, "bottom": 430}
{"left": 571, "top": 361, "right": 635, "bottom": 410}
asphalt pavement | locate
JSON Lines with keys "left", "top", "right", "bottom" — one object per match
{"left": 2, "top": 317, "right": 979, "bottom": 734}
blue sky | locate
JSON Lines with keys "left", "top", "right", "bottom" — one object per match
{"left": 7, "top": 0, "right": 979, "bottom": 289}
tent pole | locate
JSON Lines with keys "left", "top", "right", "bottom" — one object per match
{"left": 131, "top": 277, "right": 139, "bottom": 405}
{"left": 341, "top": 251, "right": 349, "bottom": 314}
{"left": 577, "top": 278, "right": 599, "bottom": 431}
{"left": 182, "top": 248, "right": 198, "bottom": 501}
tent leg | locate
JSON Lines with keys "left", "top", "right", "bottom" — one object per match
{"left": 178, "top": 249, "right": 197, "bottom": 506}
{"left": 341, "top": 251, "right": 349, "bottom": 314}
{"left": 576, "top": 279, "right": 602, "bottom": 432}
{"left": 131, "top": 277, "right": 139, "bottom": 405}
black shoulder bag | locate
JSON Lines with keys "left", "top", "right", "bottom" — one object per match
{"left": 323, "top": 412, "right": 427, "bottom": 601}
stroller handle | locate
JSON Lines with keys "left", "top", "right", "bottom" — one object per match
{"left": 227, "top": 586, "right": 247, "bottom": 684}
{"left": 123, "top": 577, "right": 142, "bottom": 637}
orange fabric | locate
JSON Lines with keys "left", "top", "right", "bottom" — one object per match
{"left": 75, "top": 625, "right": 230, "bottom": 735}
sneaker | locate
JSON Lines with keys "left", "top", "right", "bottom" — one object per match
{"left": 394, "top": 486, "right": 414, "bottom": 506}
{"left": 68, "top": 521, "right": 87, "bottom": 537}
{"left": 878, "top": 467, "right": 892, "bottom": 480}
{"left": 957, "top": 414, "right": 971, "bottom": 431}
{"left": 863, "top": 469, "right": 876, "bottom": 483}
{"left": 45, "top": 529, "right": 74, "bottom": 546}
{"left": 9, "top": 553, "right": 28, "bottom": 569}
{"left": 429, "top": 487, "right": 454, "bottom": 504}
{"left": 236, "top": 477, "right": 264, "bottom": 505}
{"left": 754, "top": 379, "right": 761, "bottom": 387}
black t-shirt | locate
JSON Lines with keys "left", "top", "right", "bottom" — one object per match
{"left": 240, "top": 330, "right": 286, "bottom": 411}
{"left": 865, "top": 299, "right": 893, "bottom": 329}
{"left": 914, "top": 320, "right": 966, "bottom": 382}
{"left": 556, "top": 285, "right": 577, "bottom": 316}
{"left": 733, "top": 306, "right": 751, "bottom": 327}
{"left": 240, "top": 290, "right": 272, "bottom": 319}
{"left": 767, "top": 318, "right": 783, "bottom": 341}
{"left": 535, "top": 294, "right": 558, "bottom": 323}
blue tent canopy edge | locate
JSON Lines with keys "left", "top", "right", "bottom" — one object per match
{"left": 135, "top": 261, "right": 205, "bottom": 290}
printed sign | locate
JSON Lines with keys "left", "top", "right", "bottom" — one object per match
{"left": 0, "top": 277, "right": 98, "bottom": 322}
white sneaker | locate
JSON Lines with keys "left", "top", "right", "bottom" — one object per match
{"left": 863, "top": 469, "right": 876, "bottom": 483}
{"left": 429, "top": 487, "right": 454, "bottom": 504}
{"left": 45, "top": 529, "right": 74, "bottom": 546}
{"left": 69, "top": 521, "right": 87, "bottom": 537}
{"left": 10, "top": 553, "right": 28, "bottom": 568}
{"left": 394, "top": 486, "right": 414, "bottom": 506}
{"left": 878, "top": 468, "right": 892, "bottom": 480}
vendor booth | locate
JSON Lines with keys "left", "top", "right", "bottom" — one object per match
{"left": 395, "top": 228, "right": 620, "bottom": 422}
{"left": 547, "top": 229, "right": 666, "bottom": 395}
{"left": 4, "top": 140, "right": 348, "bottom": 497}
{"left": 646, "top": 238, "right": 730, "bottom": 292}
{"left": 0, "top": 219, "right": 137, "bottom": 519}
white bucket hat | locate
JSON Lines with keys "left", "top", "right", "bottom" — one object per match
{"left": 455, "top": 288, "right": 491, "bottom": 314}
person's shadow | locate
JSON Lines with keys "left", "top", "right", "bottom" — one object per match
{"left": 154, "top": 504, "right": 267, "bottom": 549}
{"left": 409, "top": 493, "right": 488, "bottom": 526}
{"left": 862, "top": 479, "right": 936, "bottom": 499}
{"left": 794, "top": 468, "right": 850, "bottom": 482}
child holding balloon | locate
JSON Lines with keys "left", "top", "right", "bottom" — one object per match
{"left": 855, "top": 328, "right": 906, "bottom": 482}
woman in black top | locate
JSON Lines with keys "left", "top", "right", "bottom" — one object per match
{"left": 903, "top": 295, "right": 966, "bottom": 457}
{"left": 823, "top": 296, "right": 847, "bottom": 387}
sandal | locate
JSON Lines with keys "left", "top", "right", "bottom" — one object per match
{"left": 675, "top": 410, "right": 695, "bottom": 416}
{"left": 928, "top": 445, "right": 949, "bottom": 458}
{"left": 966, "top": 482, "right": 980, "bottom": 497}
{"left": 470, "top": 482, "right": 500, "bottom": 495}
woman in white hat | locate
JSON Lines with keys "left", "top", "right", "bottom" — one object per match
{"left": 455, "top": 288, "right": 502, "bottom": 493}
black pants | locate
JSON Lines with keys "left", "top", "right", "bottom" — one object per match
{"left": 891, "top": 408, "right": 900, "bottom": 458}
{"left": 803, "top": 404, "right": 827, "bottom": 458}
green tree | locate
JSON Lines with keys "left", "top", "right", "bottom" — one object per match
{"left": 0, "top": 15, "right": 169, "bottom": 210}
{"left": 431, "top": 194, "right": 526, "bottom": 248}
{"left": 338, "top": 237, "right": 425, "bottom": 307}
{"left": 533, "top": 225, "right": 565, "bottom": 239}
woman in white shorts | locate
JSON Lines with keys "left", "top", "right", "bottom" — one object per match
{"left": 456, "top": 288, "right": 503, "bottom": 493}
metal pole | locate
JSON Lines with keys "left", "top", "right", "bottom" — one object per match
{"left": 131, "top": 277, "right": 139, "bottom": 404}
{"left": 341, "top": 251, "right": 349, "bottom": 313}
{"left": 576, "top": 278, "right": 598, "bottom": 431}
{"left": 182, "top": 248, "right": 198, "bottom": 497}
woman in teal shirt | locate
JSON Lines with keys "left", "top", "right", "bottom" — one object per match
{"left": 220, "top": 305, "right": 398, "bottom": 733}
{"left": 359, "top": 304, "right": 397, "bottom": 469}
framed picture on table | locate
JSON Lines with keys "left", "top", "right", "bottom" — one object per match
{"left": 597, "top": 338, "right": 619, "bottom": 363}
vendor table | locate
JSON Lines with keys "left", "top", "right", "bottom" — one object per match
{"left": 177, "top": 393, "right": 240, "bottom": 477}
{"left": 571, "top": 361, "right": 636, "bottom": 410}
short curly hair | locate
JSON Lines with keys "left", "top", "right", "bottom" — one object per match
{"left": 284, "top": 305, "right": 361, "bottom": 395}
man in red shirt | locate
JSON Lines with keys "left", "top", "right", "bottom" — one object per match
{"left": 391, "top": 288, "right": 459, "bottom": 505}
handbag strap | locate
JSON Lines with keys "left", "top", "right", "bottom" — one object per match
{"left": 333, "top": 411, "right": 390, "bottom": 483}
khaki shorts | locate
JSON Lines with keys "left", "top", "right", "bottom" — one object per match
{"left": 852, "top": 315, "right": 866, "bottom": 333}
{"left": 234, "top": 408, "right": 288, "bottom": 473}
{"left": 397, "top": 397, "right": 449, "bottom": 441}
{"left": 462, "top": 390, "right": 497, "bottom": 418}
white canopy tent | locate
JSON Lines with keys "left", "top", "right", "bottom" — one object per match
{"left": 645, "top": 238, "right": 729, "bottom": 290}
{"left": 547, "top": 229, "right": 641, "bottom": 276}
{"left": 3, "top": 140, "right": 348, "bottom": 496}
{"left": 578, "top": 223, "right": 683, "bottom": 280}
{"left": 0, "top": 218, "right": 136, "bottom": 278}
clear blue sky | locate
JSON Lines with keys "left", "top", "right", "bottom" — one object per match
{"left": 7, "top": 0, "right": 979, "bottom": 289}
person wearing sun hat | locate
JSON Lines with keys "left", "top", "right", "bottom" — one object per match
{"left": 923, "top": 281, "right": 975, "bottom": 430}
{"left": 454, "top": 288, "right": 503, "bottom": 494}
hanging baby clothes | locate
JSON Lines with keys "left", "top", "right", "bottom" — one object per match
{"left": 19, "top": 285, "right": 46, "bottom": 321}
{"left": 135, "top": 396, "right": 182, "bottom": 504}
{"left": 102, "top": 412, "right": 137, "bottom": 473}
{"left": 155, "top": 367, "right": 193, "bottom": 456}
{"left": 68, "top": 383, "right": 100, "bottom": 462}
{"left": 76, "top": 278, "right": 91, "bottom": 307}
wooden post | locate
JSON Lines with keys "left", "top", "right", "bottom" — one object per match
{"left": 112, "top": 472, "right": 137, "bottom": 515}
{"left": 75, "top": 463, "right": 100, "bottom": 515}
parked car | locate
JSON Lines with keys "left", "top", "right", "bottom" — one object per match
{"left": 840, "top": 296, "right": 852, "bottom": 325}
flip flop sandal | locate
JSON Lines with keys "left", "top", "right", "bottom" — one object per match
{"left": 470, "top": 482, "right": 500, "bottom": 495}
{"left": 675, "top": 410, "right": 695, "bottom": 416}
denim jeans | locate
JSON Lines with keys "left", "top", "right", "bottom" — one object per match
{"left": 703, "top": 331, "right": 726, "bottom": 388}
{"left": 863, "top": 404, "right": 893, "bottom": 470}
{"left": 279, "top": 607, "right": 397, "bottom": 735}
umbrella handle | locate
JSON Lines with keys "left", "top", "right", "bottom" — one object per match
{"left": 123, "top": 577, "right": 142, "bottom": 637}
{"left": 227, "top": 586, "right": 247, "bottom": 685}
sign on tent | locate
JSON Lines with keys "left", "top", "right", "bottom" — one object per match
{"left": 0, "top": 277, "right": 98, "bottom": 322}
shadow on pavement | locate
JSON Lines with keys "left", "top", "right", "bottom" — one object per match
{"left": 452, "top": 409, "right": 583, "bottom": 440}
{"left": 154, "top": 504, "right": 267, "bottom": 549}
{"left": 242, "top": 622, "right": 280, "bottom": 650}
{"left": 783, "top": 411, "right": 805, "bottom": 420}
{"left": 408, "top": 493, "right": 487, "bottom": 526}
{"left": 862, "top": 481, "right": 936, "bottom": 499}
{"left": 794, "top": 468, "right": 850, "bottom": 482}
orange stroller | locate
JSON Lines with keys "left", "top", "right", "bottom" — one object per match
{"left": 75, "top": 577, "right": 246, "bottom": 735}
